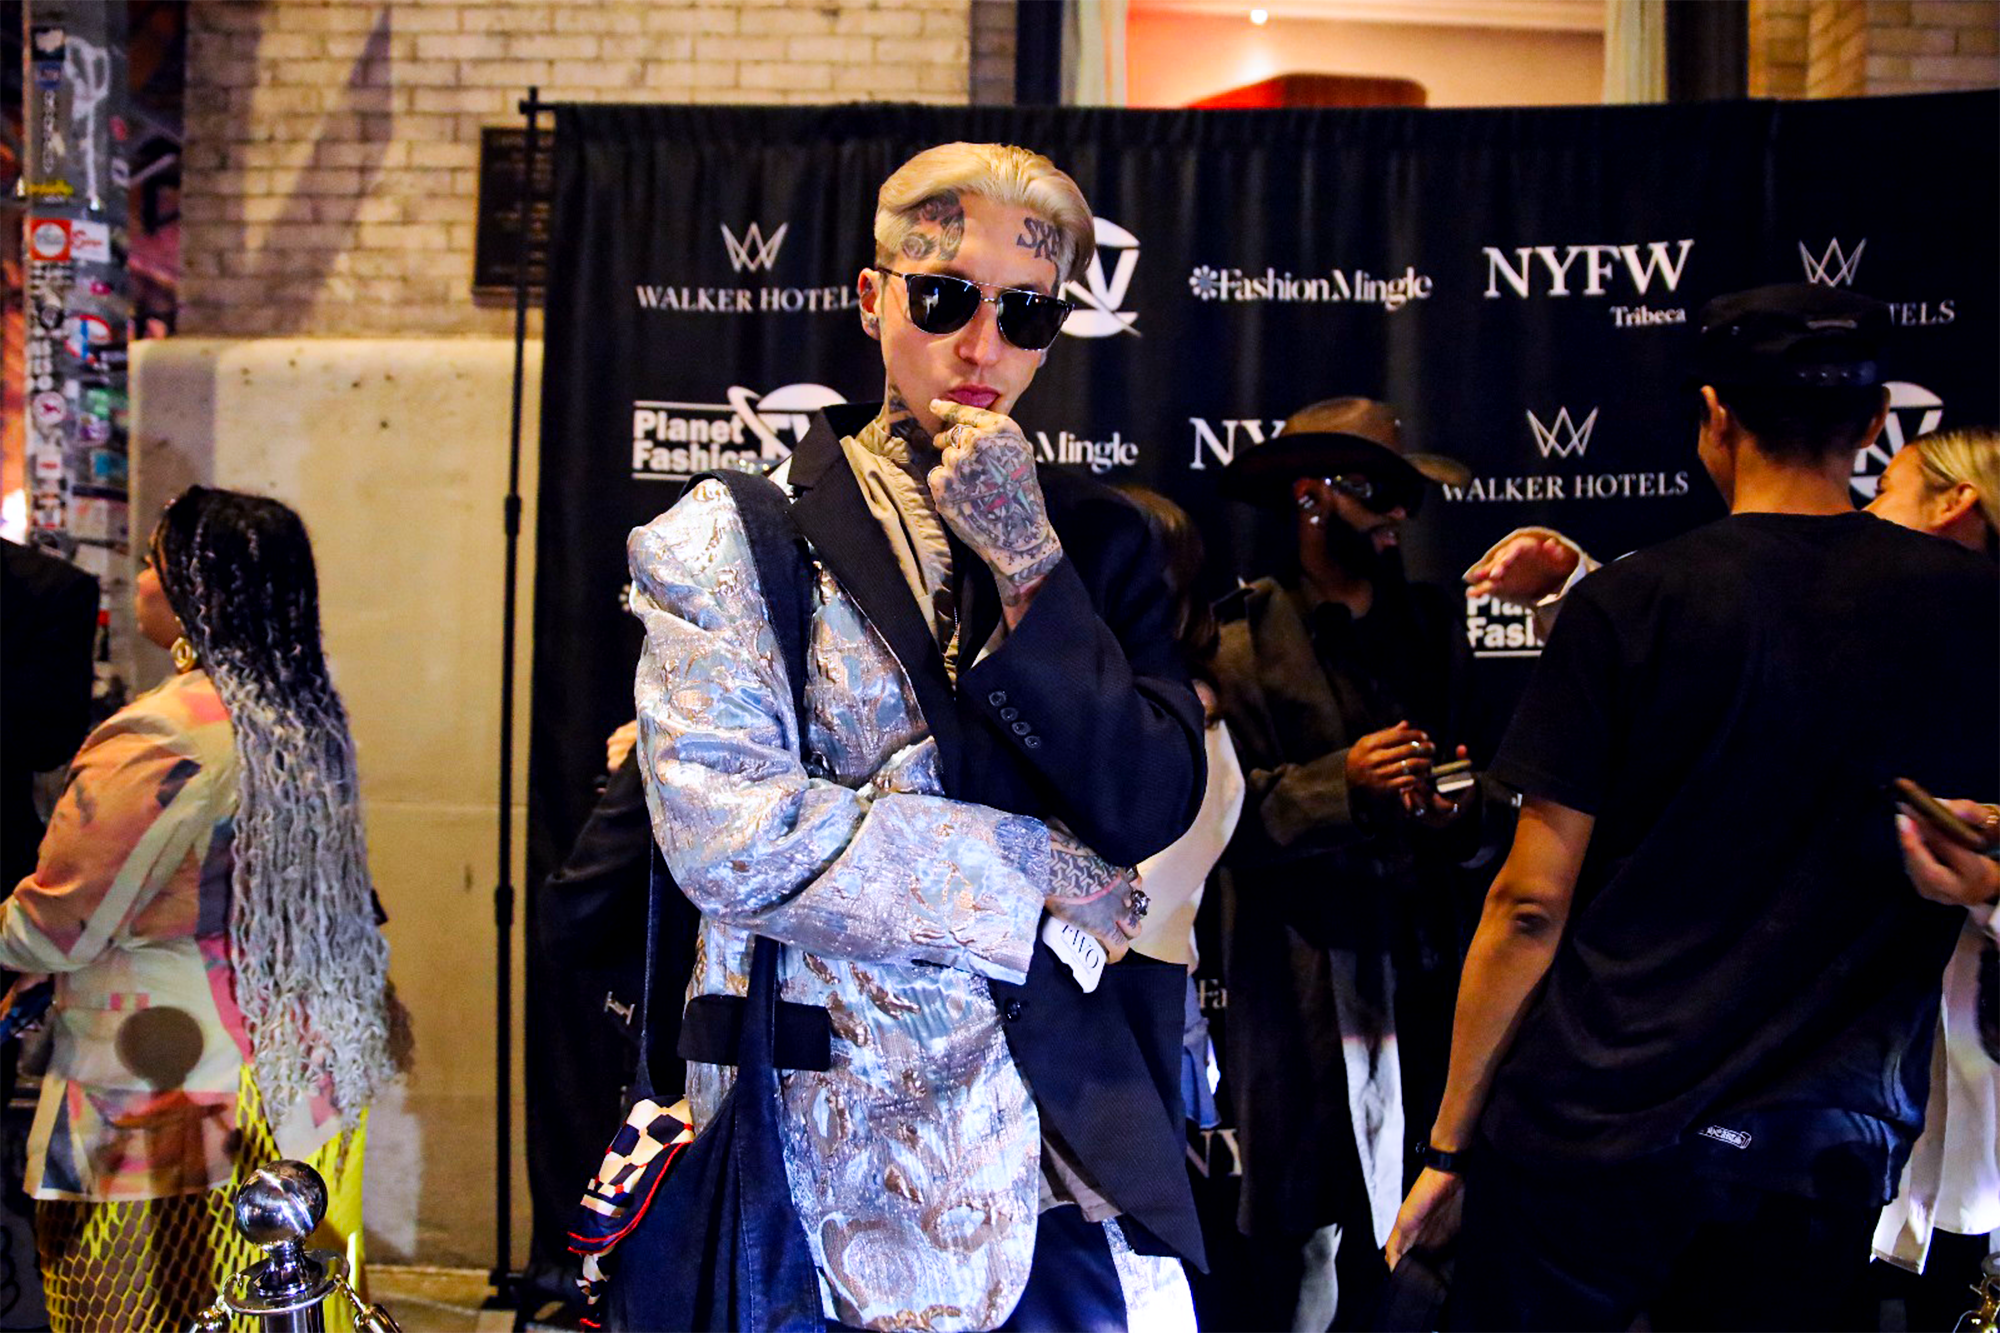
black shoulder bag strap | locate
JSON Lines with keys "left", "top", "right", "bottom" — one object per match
{"left": 615, "top": 468, "right": 825, "bottom": 1332}
{"left": 629, "top": 468, "right": 816, "bottom": 1104}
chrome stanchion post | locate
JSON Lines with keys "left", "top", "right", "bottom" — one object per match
{"left": 1959, "top": 1252, "right": 2000, "bottom": 1334}
{"left": 192, "top": 1161, "right": 400, "bottom": 1333}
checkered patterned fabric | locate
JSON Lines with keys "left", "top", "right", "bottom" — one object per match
{"left": 568, "top": 1096, "right": 694, "bottom": 1309}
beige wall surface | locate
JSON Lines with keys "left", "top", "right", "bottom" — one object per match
{"left": 1126, "top": 11, "right": 1605, "bottom": 107}
{"left": 133, "top": 337, "right": 540, "bottom": 1266}
{"left": 180, "top": 0, "right": 973, "bottom": 339}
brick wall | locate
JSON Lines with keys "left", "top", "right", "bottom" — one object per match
{"left": 179, "top": 1, "right": 974, "bottom": 338}
{"left": 1862, "top": 0, "right": 2000, "bottom": 93}
{"left": 1782, "top": 0, "right": 1999, "bottom": 98}
{"left": 1807, "top": 1, "right": 1871, "bottom": 96}
{"left": 969, "top": 0, "right": 1016, "bottom": 105}
{"left": 1750, "top": 0, "right": 1812, "bottom": 96}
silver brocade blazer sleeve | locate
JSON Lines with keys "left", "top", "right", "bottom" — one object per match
{"left": 627, "top": 479, "right": 1050, "bottom": 1331}
{"left": 628, "top": 479, "right": 1048, "bottom": 976}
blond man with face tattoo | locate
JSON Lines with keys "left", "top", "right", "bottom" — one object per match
{"left": 626, "top": 144, "right": 1208, "bottom": 1331}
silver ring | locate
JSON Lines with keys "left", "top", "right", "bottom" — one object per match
{"left": 1402, "top": 759, "right": 1412, "bottom": 774}
{"left": 1130, "top": 889, "right": 1150, "bottom": 920}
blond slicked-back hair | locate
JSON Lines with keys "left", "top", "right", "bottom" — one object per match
{"left": 1912, "top": 426, "right": 2000, "bottom": 557}
{"left": 874, "top": 142, "right": 1095, "bottom": 287}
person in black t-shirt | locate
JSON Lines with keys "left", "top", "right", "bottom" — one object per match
{"left": 1384, "top": 284, "right": 2000, "bottom": 1332}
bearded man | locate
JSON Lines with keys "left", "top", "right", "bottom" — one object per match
{"left": 1210, "top": 399, "right": 1499, "bottom": 1331}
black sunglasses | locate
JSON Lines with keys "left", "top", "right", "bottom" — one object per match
{"left": 1323, "top": 473, "right": 1423, "bottom": 518}
{"left": 875, "top": 267, "right": 1075, "bottom": 352}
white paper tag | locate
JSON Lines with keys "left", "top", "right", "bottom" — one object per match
{"left": 1043, "top": 916, "right": 1106, "bottom": 993}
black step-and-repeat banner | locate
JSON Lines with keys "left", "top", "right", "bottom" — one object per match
{"left": 523, "top": 93, "right": 1997, "bottom": 1274}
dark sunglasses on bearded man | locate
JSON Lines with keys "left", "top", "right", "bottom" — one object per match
{"left": 1320, "top": 471, "right": 1427, "bottom": 517}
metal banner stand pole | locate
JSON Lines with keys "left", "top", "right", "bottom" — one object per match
{"left": 490, "top": 83, "right": 543, "bottom": 1319}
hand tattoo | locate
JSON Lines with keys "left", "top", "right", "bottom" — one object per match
{"left": 1048, "top": 834, "right": 1120, "bottom": 899}
{"left": 1046, "top": 830, "right": 1141, "bottom": 958}
{"left": 899, "top": 191, "right": 965, "bottom": 263}
{"left": 927, "top": 403, "right": 1064, "bottom": 602}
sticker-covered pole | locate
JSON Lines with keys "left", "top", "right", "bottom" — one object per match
{"left": 21, "top": 0, "right": 132, "bottom": 709}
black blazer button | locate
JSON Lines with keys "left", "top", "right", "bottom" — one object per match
{"left": 1011, "top": 721, "right": 1031, "bottom": 736}
{"left": 1023, "top": 736, "right": 1042, "bottom": 750}
{"left": 988, "top": 690, "right": 1007, "bottom": 706}
{"left": 1002, "top": 999, "right": 1025, "bottom": 1022}
{"left": 999, "top": 706, "right": 1019, "bottom": 721}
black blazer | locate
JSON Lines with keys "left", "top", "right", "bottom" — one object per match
{"left": 785, "top": 405, "right": 1210, "bottom": 1266}
{"left": 2, "top": 540, "right": 99, "bottom": 893}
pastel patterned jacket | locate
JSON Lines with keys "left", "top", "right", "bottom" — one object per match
{"left": 1, "top": 671, "right": 250, "bottom": 1201}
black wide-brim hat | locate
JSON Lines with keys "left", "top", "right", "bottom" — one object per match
{"left": 1219, "top": 396, "right": 1471, "bottom": 511}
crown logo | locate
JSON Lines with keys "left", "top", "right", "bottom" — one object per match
{"left": 720, "top": 221, "right": 788, "bottom": 273}
{"left": 1526, "top": 406, "right": 1599, "bottom": 459}
{"left": 1798, "top": 238, "right": 1865, "bottom": 287}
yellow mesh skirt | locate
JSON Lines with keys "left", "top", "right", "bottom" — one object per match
{"left": 34, "top": 1073, "right": 368, "bottom": 1334}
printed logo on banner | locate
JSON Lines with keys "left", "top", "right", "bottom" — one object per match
{"left": 1849, "top": 380, "right": 1945, "bottom": 501}
{"left": 1525, "top": 407, "right": 1599, "bottom": 460}
{"left": 1465, "top": 590, "right": 1548, "bottom": 659}
{"left": 720, "top": 222, "right": 788, "bottom": 274}
{"left": 1186, "top": 263, "right": 1432, "bottom": 310}
{"left": 633, "top": 222, "right": 856, "bottom": 315}
{"left": 1063, "top": 217, "right": 1140, "bottom": 338}
{"left": 1482, "top": 239, "right": 1693, "bottom": 330}
{"left": 631, "top": 383, "right": 846, "bottom": 481}
{"left": 1034, "top": 428, "right": 1140, "bottom": 475}
{"left": 1797, "top": 238, "right": 1956, "bottom": 328}
{"left": 1186, "top": 416, "right": 1285, "bottom": 471}
{"left": 1799, "top": 238, "right": 1865, "bottom": 288}
{"left": 1439, "top": 409, "right": 1693, "bottom": 505}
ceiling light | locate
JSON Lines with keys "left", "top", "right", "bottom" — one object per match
{"left": 1250, "top": 8, "right": 1269, "bottom": 24}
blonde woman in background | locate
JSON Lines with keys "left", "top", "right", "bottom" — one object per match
{"left": 0, "top": 487, "right": 396, "bottom": 1331}
{"left": 1866, "top": 428, "right": 2000, "bottom": 1332}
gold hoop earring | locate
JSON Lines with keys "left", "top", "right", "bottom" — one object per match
{"left": 171, "top": 636, "right": 198, "bottom": 673}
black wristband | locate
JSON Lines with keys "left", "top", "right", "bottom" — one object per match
{"left": 1417, "top": 1141, "right": 1469, "bottom": 1174}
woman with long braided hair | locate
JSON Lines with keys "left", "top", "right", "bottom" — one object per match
{"left": 0, "top": 486, "right": 395, "bottom": 1330}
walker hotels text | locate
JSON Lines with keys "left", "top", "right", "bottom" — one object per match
{"left": 634, "top": 283, "right": 860, "bottom": 314}
{"left": 1441, "top": 471, "right": 1693, "bottom": 502}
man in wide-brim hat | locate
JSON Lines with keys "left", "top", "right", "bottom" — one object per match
{"left": 1220, "top": 395, "right": 1470, "bottom": 518}
{"left": 1208, "top": 396, "right": 1498, "bottom": 1331}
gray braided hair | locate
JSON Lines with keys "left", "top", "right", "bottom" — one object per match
{"left": 155, "top": 487, "right": 391, "bottom": 1125}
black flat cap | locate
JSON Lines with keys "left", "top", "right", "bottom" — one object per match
{"left": 1696, "top": 282, "right": 1891, "bottom": 390}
